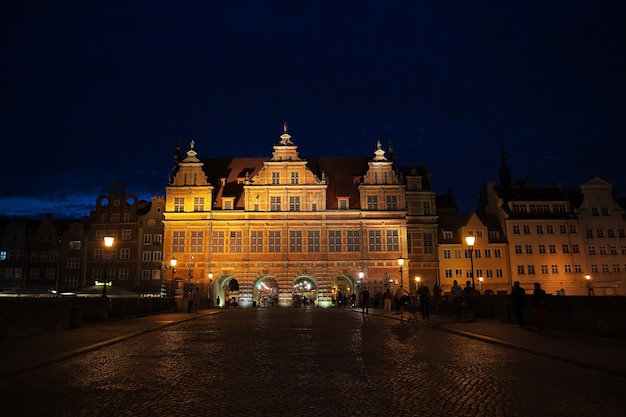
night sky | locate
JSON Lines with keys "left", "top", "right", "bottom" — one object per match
{"left": 2, "top": 1, "right": 625, "bottom": 218}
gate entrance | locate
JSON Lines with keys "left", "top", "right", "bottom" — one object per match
{"left": 292, "top": 276, "right": 318, "bottom": 306}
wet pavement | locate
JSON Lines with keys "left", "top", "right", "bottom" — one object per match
{"left": 0, "top": 307, "right": 624, "bottom": 416}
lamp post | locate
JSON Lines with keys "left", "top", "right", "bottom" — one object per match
{"left": 465, "top": 235, "right": 476, "bottom": 289}
{"left": 208, "top": 272, "right": 213, "bottom": 308}
{"left": 102, "top": 236, "right": 114, "bottom": 297}
{"left": 397, "top": 258, "right": 405, "bottom": 288}
{"left": 414, "top": 275, "right": 421, "bottom": 295}
{"left": 170, "top": 257, "right": 177, "bottom": 296}
{"left": 479, "top": 276, "right": 483, "bottom": 294}
{"left": 585, "top": 274, "right": 593, "bottom": 296}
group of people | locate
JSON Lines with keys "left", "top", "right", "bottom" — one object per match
{"left": 449, "top": 280, "right": 476, "bottom": 321}
{"left": 511, "top": 281, "right": 547, "bottom": 330}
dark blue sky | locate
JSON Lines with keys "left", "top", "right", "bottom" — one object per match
{"left": 2, "top": 0, "right": 625, "bottom": 218}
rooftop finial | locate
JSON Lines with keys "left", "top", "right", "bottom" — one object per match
{"left": 279, "top": 122, "right": 294, "bottom": 145}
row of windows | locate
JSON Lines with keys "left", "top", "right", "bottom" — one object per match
{"left": 512, "top": 224, "right": 577, "bottom": 234}
{"left": 442, "top": 248, "right": 503, "bottom": 259}
{"left": 172, "top": 229, "right": 406, "bottom": 254}
{"left": 516, "top": 264, "right": 584, "bottom": 274}
{"left": 29, "top": 251, "right": 60, "bottom": 262}
{"left": 513, "top": 244, "right": 581, "bottom": 255}
{"left": 588, "top": 246, "right": 626, "bottom": 255}
{"left": 444, "top": 268, "right": 504, "bottom": 279}
{"left": 585, "top": 229, "right": 626, "bottom": 238}
{"left": 95, "top": 230, "right": 163, "bottom": 244}
{"left": 590, "top": 264, "right": 626, "bottom": 273}
{"left": 511, "top": 203, "right": 568, "bottom": 213}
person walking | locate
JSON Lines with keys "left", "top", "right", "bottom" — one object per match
{"left": 383, "top": 288, "right": 392, "bottom": 311}
{"left": 511, "top": 281, "right": 526, "bottom": 328}
{"left": 192, "top": 287, "right": 201, "bottom": 313}
{"left": 450, "top": 280, "right": 463, "bottom": 321}
{"left": 433, "top": 283, "right": 442, "bottom": 314}
{"left": 360, "top": 287, "right": 370, "bottom": 314}
{"left": 187, "top": 289, "right": 194, "bottom": 313}
{"left": 216, "top": 295, "right": 221, "bottom": 309}
{"left": 532, "top": 282, "right": 547, "bottom": 330}
{"left": 417, "top": 283, "right": 430, "bottom": 319}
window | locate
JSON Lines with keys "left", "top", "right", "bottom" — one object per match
{"left": 66, "top": 258, "right": 80, "bottom": 269}
{"left": 45, "top": 268, "right": 55, "bottom": 280}
{"left": 588, "top": 246, "right": 596, "bottom": 255}
{"left": 120, "top": 248, "right": 130, "bottom": 260}
{"left": 154, "top": 234, "right": 162, "bottom": 245}
{"left": 111, "top": 213, "right": 120, "bottom": 222}
{"left": 119, "top": 268, "right": 129, "bottom": 280}
{"left": 496, "top": 269, "right": 503, "bottom": 278}
{"left": 291, "top": 172, "right": 299, "bottom": 184}
{"left": 445, "top": 269, "right": 453, "bottom": 278}
{"left": 494, "top": 249, "right": 501, "bottom": 258}
{"left": 549, "top": 245, "right": 556, "bottom": 254}
{"left": 272, "top": 172, "right": 280, "bottom": 184}
{"left": 572, "top": 244, "right": 579, "bottom": 253}
{"left": 517, "top": 265, "right": 525, "bottom": 274}
{"left": 368, "top": 230, "right": 382, "bottom": 252}
{"left": 269, "top": 231, "right": 281, "bottom": 253}
{"left": 515, "top": 245, "right": 522, "bottom": 254}
{"left": 608, "top": 229, "right": 615, "bottom": 238}
{"left": 536, "top": 225, "right": 544, "bottom": 234}
{"left": 423, "top": 201, "right": 431, "bottom": 215}
{"left": 143, "top": 234, "right": 152, "bottom": 245}
{"left": 329, "top": 230, "right": 342, "bottom": 252}
{"left": 539, "top": 245, "right": 546, "bottom": 254}
{"left": 122, "top": 229, "right": 131, "bottom": 240}
{"left": 489, "top": 231, "right": 500, "bottom": 239}
{"left": 564, "top": 264, "right": 571, "bottom": 273}
{"left": 172, "top": 231, "right": 185, "bottom": 253}
{"left": 599, "top": 246, "right": 607, "bottom": 255}
{"left": 525, "top": 245, "right": 533, "bottom": 254}
{"left": 569, "top": 225, "right": 577, "bottom": 233}
{"left": 347, "top": 230, "right": 360, "bottom": 252}
{"left": 443, "top": 231, "right": 453, "bottom": 239}
{"left": 190, "top": 231, "right": 204, "bottom": 253}
{"left": 68, "top": 240, "right": 82, "bottom": 250}
{"left": 546, "top": 225, "right": 554, "bottom": 234}
{"left": 560, "top": 225, "right": 567, "bottom": 234}
{"left": 339, "top": 199, "right": 348, "bottom": 210}
{"left": 586, "top": 229, "right": 594, "bottom": 238}
{"left": 307, "top": 231, "right": 320, "bottom": 252}
{"left": 367, "top": 195, "right": 378, "bottom": 210}
{"left": 455, "top": 269, "right": 463, "bottom": 278}
{"left": 551, "top": 265, "right": 559, "bottom": 274}
{"left": 541, "top": 265, "right": 548, "bottom": 274}
{"left": 602, "top": 208, "right": 609, "bottom": 216}
{"left": 528, "top": 265, "right": 536, "bottom": 274}
{"left": 289, "top": 196, "right": 301, "bottom": 212}
{"left": 153, "top": 251, "right": 162, "bottom": 261}
{"left": 386, "top": 195, "right": 397, "bottom": 210}
{"left": 229, "top": 231, "right": 242, "bottom": 253}
{"left": 592, "top": 208, "right": 599, "bottom": 216}
{"left": 424, "top": 233, "right": 434, "bottom": 254}
{"left": 484, "top": 249, "right": 491, "bottom": 258}
{"left": 142, "top": 252, "right": 152, "bottom": 262}
{"left": 454, "top": 249, "right": 462, "bottom": 258}
{"left": 289, "top": 231, "right": 302, "bottom": 252}
{"left": 443, "top": 249, "right": 451, "bottom": 259}
{"left": 142, "top": 270, "right": 151, "bottom": 280}
{"left": 174, "top": 197, "right": 185, "bottom": 212}
{"left": 513, "top": 225, "right": 520, "bottom": 234}
{"left": 270, "top": 196, "right": 281, "bottom": 211}
{"left": 194, "top": 197, "right": 205, "bottom": 212}
{"left": 597, "top": 229, "right": 604, "bottom": 238}
{"left": 251, "top": 231, "right": 263, "bottom": 253}
{"left": 386, "top": 230, "right": 399, "bottom": 251}
{"left": 523, "top": 225, "right": 531, "bottom": 234}
{"left": 212, "top": 231, "right": 224, "bottom": 253}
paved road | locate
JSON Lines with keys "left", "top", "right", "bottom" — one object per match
{"left": 1, "top": 308, "right": 624, "bottom": 417}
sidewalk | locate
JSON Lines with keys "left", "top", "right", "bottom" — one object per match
{"left": 362, "top": 308, "right": 626, "bottom": 378}
{"left": 1, "top": 308, "right": 624, "bottom": 379}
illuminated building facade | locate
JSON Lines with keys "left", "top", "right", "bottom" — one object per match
{"left": 162, "top": 125, "right": 438, "bottom": 307}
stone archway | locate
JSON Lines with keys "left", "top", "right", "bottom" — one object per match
{"left": 292, "top": 275, "right": 318, "bottom": 307}
{"left": 331, "top": 274, "right": 356, "bottom": 308}
{"left": 252, "top": 275, "right": 279, "bottom": 307}
{"left": 215, "top": 275, "right": 239, "bottom": 308}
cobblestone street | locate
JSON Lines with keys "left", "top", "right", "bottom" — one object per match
{"left": 2, "top": 308, "right": 624, "bottom": 416}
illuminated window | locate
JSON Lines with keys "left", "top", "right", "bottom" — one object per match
{"left": 270, "top": 196, "right": 281, "bottom": 211}
{"left": 367, "top": 195, "right": 378, "bottom": 210}
{"left": 329, "top": 230, "right": 342, "bottom": 252}
{"left": 289, "top": 196, "right": 301, "bottom": 211}
{"left": 174, "top": 198, "right": 185, "bottom": 212}
{"left": 251, "top": 231, "right": 263, "bottom": 253}
{"left": 272, "top": 172, "right": 280, "bottom": 184}
{"left": 194, "top": 197, "right": 205, "bottom": 212}
{"left": 229, "top": 231, "right": 242, "bottom": 253}
{"left": 172, "top": 231, "right": 185, "bottom": 253}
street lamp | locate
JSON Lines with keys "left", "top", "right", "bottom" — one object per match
{"left": 585, "top": 274, "right": 594, "bottom": 296}
{"left": 414, "top": 276, "right": 421, "bottom": 294}
{"left": 208, "top": 272, "right": 213, "bottom": 308}
{"left": 479, "top": 276, "right": 483, "bottom": 294}
{"left": 170, "top": 257, "right": 178, "bottom": 296}
{"left": 465, "top": 235, "right": 476, "bottom": 289}
{"left": 398, "top": 258, "right": 405, "bottom": 287}
{"left": 102, "top": 236, "right": 114, "bottom": 297}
